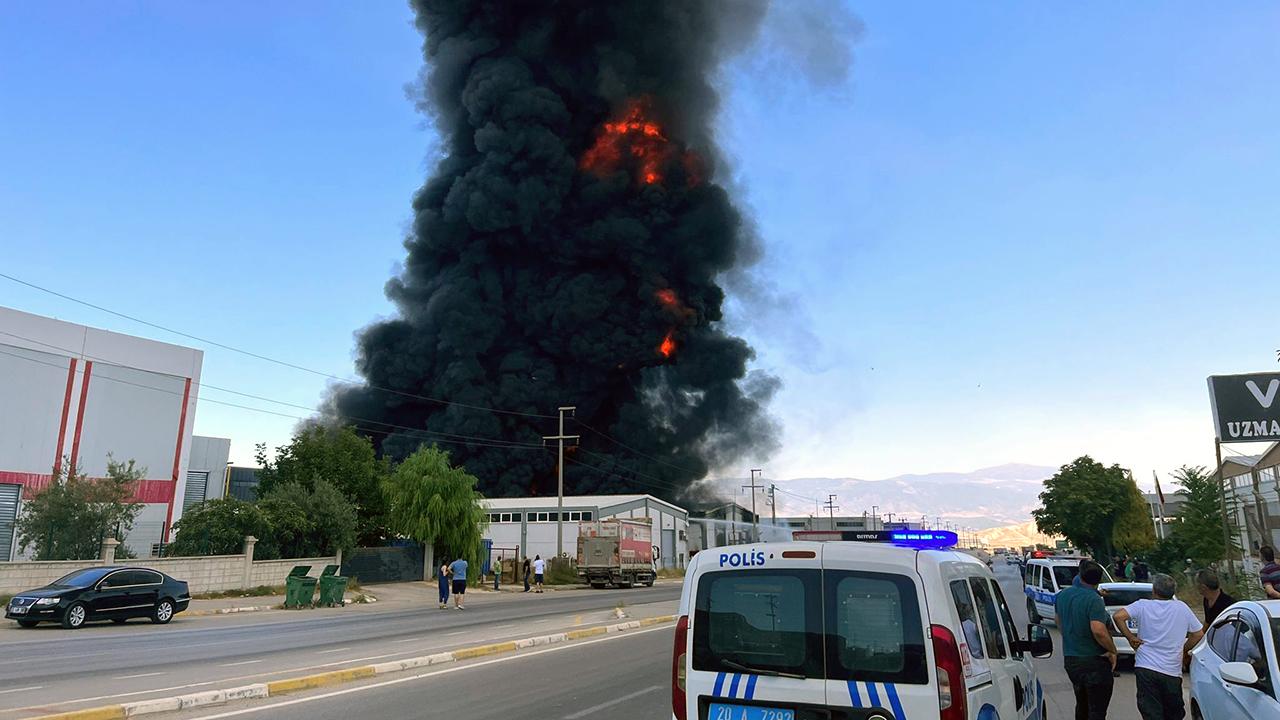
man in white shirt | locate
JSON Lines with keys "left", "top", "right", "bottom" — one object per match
{"left": 532, "top": 555, "right": 546, "bottom": 593}
{"left": 1114, "top": 574, "right": 1205, "bottom": 720}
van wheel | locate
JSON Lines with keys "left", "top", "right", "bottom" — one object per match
{"left": 1027, "top": 599, "right": 1042, "bottom": 625}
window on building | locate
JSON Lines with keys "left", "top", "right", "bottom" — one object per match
{"left": 537, "top": 512, "right": 549, "bottom": 522}
{"left": 510, "top": 512, "right": 522, "bottom": 522}
{"left": 582, "top": 511, "right": 593, "bottom": 521}
{"left": 569, "top": 511, "right": 581, "bottom": 521}
{"left": 500, "top": 513, "right": 512, "bottom": 523}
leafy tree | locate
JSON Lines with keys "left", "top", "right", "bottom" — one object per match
{"left": 1113, "top": 474, "right": 1157, "bottom": 555}
{"left": 384, "top": 446, "right": 488, "bottom": 581}
{"left": 168, "top": 498, "right": 272, "bottom": 557}
{"left": 1170, "top": 465, "right": 1230, "bottom": 567}
{"left": 1033, "top": 456, "right": 1131, "bottom": 561}
{"left": 255, "top": 424, "right": 389, "bottom": 544}
{"left": 258, "top": 480, "right": 357, "bottom": 559}
{"left": 16, "top": 457, "right": 145, "bottom": 561}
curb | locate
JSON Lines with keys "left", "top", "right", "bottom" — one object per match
{"left": 32, "top": 614, "right": 678, "bottom": 720}
{"left": 185, "top": 605, "right": 278, "bottom": 617}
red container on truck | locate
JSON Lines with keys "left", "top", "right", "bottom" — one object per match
{"left": 576, "top": 517, "right": 656, "bottom": 589}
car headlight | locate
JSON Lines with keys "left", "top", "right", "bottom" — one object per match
{"left": 35, "top": 597, "right": 60, "bottom": 605}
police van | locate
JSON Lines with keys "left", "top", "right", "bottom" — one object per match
{"left": 673, "top": 531, "right": 1052, "bottom": 720}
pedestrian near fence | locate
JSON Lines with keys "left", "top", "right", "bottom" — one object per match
{"left": 533, "top": 555, "right": 546, "bottom": 593}
{"left": 449, "top": 556, "right": 469, "bottom": 610}
{"left": 522, "top": 556, "right": 532, "bottom": 593}
{"left": 1114, "top": 574, "right": 1204, "bottom": 720}
{"left": 1057, "top": 559, "right": 1119, "bottom": 720}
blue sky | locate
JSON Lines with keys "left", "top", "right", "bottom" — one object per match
{"left": 3, "top": 3, "right": 1278, "bottom": 488}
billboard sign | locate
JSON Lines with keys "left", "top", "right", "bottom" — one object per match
{"left": 1208, "top": 372, "right": 1280, "bottom": 442}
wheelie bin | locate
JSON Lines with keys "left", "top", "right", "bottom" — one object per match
{"left": 284, "top": 565, "right": 316, "bottom": 608}
{"left": 316, "top": 564, "right": 349, "bottom": 607}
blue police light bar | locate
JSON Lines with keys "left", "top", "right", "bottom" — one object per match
{"left": 793, "top": 529, "right": 958, "bottom": 548}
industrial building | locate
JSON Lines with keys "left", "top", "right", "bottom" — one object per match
{"left": 0, "top": 306, "right": 228, "bottom": 560}
{"left": 481, "top": 494, "right": 688, "bottom": 569}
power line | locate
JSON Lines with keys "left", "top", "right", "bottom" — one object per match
{"left": 0, "top": 271, "right": 556, "bottom": 420}
{"left": 0, "top": 344, "right": 545, "bottom": 454}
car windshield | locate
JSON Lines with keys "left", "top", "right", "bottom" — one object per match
{"left": 50, "top": 568, "right": 113, "bottom": 588}
{"left": 1051, "top": 563, "right": 1114, "bottom": 588}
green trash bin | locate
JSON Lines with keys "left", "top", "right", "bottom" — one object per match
{"left": 317, "top": 564, "right": 349, "bottom": 607}
{"left": 284, "top": 565, "right": 316, "bottom": 608}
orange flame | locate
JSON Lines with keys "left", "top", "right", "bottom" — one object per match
{"left": 658, "top": 331, "right": 676, "bottom": 358}
{"left": 655, "top": 288, "right": 679, "bottom": 307}
{"left": 581, "top": 98, "right": 697, "bottom": 187}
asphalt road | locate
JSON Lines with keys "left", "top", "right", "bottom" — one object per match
{"left": 0, "top": 583, "right": 680, "bottom": 718}
{"left": 169, "top": 623, "right": 675, "bottom": 720}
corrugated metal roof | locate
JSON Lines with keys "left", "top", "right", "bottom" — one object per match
{"left": 483, "top": 493, "right": 686, "bottom": 515}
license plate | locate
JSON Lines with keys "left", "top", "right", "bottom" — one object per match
{"left": 9, "top": 605, "right": 26, "bottom": 614}
{"left": 709, "top": 703, "right": 795, "bottom": 720}
{"left": 1127, "top": 620, "right": 1138, "bottom": 631}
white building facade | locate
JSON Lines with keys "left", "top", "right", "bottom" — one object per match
{"left": 0, "top": 306, "right": 204, "bottom": 559}
{"left": 482, "top": 494, "right": 688, "bottom": 569}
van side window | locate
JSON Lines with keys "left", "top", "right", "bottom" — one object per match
{"left": 692, "top": 570, "right": 823, "bottom": 679}
{"left": 989, "top": 579, "right": 1023, "bottom": 659}
{"left": 826, "top": 571, "right": 928, "bottom": 684}
{"left": 949, "top": 580, "right": 985, "bottom": 661}
{"left": 969, "top": 577, "right": 1007, "bottom": 659}
{"left": 1039, "top": 567, "right": 1055, "bottom": 593}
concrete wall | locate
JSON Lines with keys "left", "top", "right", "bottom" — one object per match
{"left": 0, "top": 553, "right": 338, "bottom": 595}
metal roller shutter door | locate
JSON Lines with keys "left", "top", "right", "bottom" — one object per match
{"left": 0, "top": 484, "right": 19, "bottom": 562}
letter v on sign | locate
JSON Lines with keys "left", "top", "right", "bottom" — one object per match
{"left": 1246, "top": 379, "right": 1280, "bottom": 409}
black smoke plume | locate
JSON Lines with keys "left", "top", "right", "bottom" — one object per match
{"left": 331, "top": 0, "right": 780, "bottom": 505}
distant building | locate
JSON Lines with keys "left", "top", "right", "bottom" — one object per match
{"left": 1143, "top": 490, "right": 1188, "bottom": 541}
{"left": 1212, "top": 443, "right": 1280, "bottom": 556}
{"left": 225, "top": 466, "right": 262, "bottom": 501}
{"left": 482, "top": 494, "right": 688, "bottom": 569}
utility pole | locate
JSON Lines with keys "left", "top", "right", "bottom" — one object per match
{"left": 872, "top": 505, "right": 879, "bottom": 531}
{"left": 543, "top": 406, "right": 579, "bottom": 558}
{"left": 824, "top": 494, "right": 839, "bottom": 531}
{"left": 768, "top": 484, "right": 777, "bottom": 525}
{"left": 886, "top": 511, "right": 895, "bottom": 527}
{"left": 1214, "top": 439, "right": 1235, "bottom": 584}
{"left": 743, "top": 469, "right": 764, "bottom": 542}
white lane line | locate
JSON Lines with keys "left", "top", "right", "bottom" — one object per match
{"left": 220, "top": 660, "right": 264, "bottom": 667}
{"left": 392, "top": 637, "right": 424, "bottom": 644}
{"left": 563, "top": 685, "right": 663, "bottom": 719}
{"left": 182, "top": 625, "right": 673, "bottom": 719}
{"left": 492, "top": 624, "right": 516, "bottom": 629}
{"left": 114, "top": 672, "right": 166, "bottom": 680}
{"left": 315, "top": 647, "right": 352, "bottom": 655}
{"left": 0, "top": 686, "right": 43, "bottom": 696}
{"left": 445, "top": 630, "right": 467, "bottom": 636}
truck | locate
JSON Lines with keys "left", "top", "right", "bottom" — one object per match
{"left": 576, "top": 517, "right": 656, "bottom": 589}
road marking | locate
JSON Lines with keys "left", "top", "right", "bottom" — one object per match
{"left": 114, "top": 672, "right": 166, "bottom": 679}
{"left": 182, "top": 626, "right": 673, "bottom": 719}
{"left": 493, "top": 624, "right": 516, "bottom": 629}
{"left": 315, "top": 647, "right": 352, "bottom": 655}
{"left": 0, "top": 686, "right": 42, "bottom": 696}
{"left": 220, "top": 660, "right": 264, "bottom": 667}
{"left": 392, "top": 637, "right": 424, "bottom": 643}
{"left": 562, "top": 685, "right": 663, "bottom": 719}
{"left": 445, "top": 630, "right": 467, "bottom": 636}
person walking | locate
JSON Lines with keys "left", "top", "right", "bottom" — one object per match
{"left": 522, "top": 556, "right": 532, "bottom": 593}
{"left": 1056, "top": 559, "right": 1119, "bottom": 720}
{"left": 1196, "top": 569, "right": 1236, "bottom": 626}
{"left": 492, "top": 556, "right": 501, "bottom": 591}
{"left": 1124, "top": 556, "right": 1136, "bottom": 581}
{"left": 533, "top": 554, "right": 546, "bottom": 593}
{"left": 449, "top": 556, "right": 469, "bottom": 609}
{"left": 1259, "top": 546, "right": 1280, "bottom": 599}
{"left": 437, "top": 558, "right": 451, "bottom": 609}
{"left": 1113, "top": 574, "right": 1204, "bottom": 720}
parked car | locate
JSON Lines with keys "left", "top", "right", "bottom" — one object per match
{"left": 1099, "top": 582, "right": 1155, "bottom": 660}
{"left": 5, "top": 566, "right": 190, "bottom": 629}
{"left": 1189, "top": 599, "right": 1280, "bottom": 719}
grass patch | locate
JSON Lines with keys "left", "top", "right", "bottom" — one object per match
{"left": 192, "top": 585, "right": 286, "bottom": 600}
{"left": 656, "top": 567, "right": 686, "bottom": 579}
{"left": 0, "top": 595, "right": 10, "bottom": 606}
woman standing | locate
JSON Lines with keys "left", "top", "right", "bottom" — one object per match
{"left": 437, "top": 558, "right": 451, "bottom": 609}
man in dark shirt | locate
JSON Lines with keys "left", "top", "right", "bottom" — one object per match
{"left": 1197, "top": 568, "right": 1236, "bottom": 626}
{"left": 1057, "top": 560, "right": 1119, "bottom": 720}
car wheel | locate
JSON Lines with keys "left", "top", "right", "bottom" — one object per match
{"left": 151, "top": 599, "right": 175, "bottom": 624}
{"left": 112, "top": 618, "right": 128, "bottom": 625}
{"left": 16, "top": 619, "right": 39, "bottom": 628}
{"left": 62, "top": 602, "right": 87, "bottom": 629}
{"left": 1027, "top": 598, "right": 1041, "bottom": 625}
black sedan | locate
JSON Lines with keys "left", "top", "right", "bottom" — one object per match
{"left": 5, "top": 566, "right": 190, "bottom": 629}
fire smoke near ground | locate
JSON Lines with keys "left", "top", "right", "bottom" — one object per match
{"left": 332, "top": 0, "right": 782, "bottom": 504}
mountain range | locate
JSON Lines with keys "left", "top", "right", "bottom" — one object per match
{"left": 719, "top": 463, "right": 1056, "bottom": 531}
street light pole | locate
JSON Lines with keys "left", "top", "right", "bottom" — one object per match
{"left": 743, "top": 469, "right": 764, "bottom": 542}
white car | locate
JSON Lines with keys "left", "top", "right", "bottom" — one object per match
{"left": 1190, "top": 599, "right": 1280, "bottom": 720}
{"left": 1024, "top": 557, "right": 1148, "bottom": 657}
{"left": 673, "top": 531, "right": 1053, "bottom": 720}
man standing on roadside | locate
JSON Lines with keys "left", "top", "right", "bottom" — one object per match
{"left": 1196, "top": 569, "right": 1236, "bottom": 626}
{"left": 522, "top": 556, "right": 532, "bottom": 593}
{"left": 449, "top": 556, "right": 469, "bottom": 610}
{"left": 532, "top": 554, "right": 546, "bottom": 593}
{"left": 1114, "top": 574, "right": 1204, "bottom": 720}
{"left": 1056, "top": 559, "right": 1119, "bottom": 720}
{"left": 1259, "top": 546, "right": 1280, "bottom": 599}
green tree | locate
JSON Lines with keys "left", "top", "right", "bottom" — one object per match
{"left": 258, "top": 480, "right": 358, "bottom": 559}
{"left": 168, "top": 497, "right": 272, "bottom": 557}
{"left": 1169, "top": 465, "right": 1229, "bottom": 567}
{"left": 255, "top": 424, "right": 389, "bottom": 544}
{"left": 383, "top": 446, "right": 488, "bottom": 581}
{"left": 1033, "top": 456, "right": 1131, "bottom": 561}
{"left": 1113, "top": 474, "right": 1157, "bottom": 555}
{"left": 16, "top": 457, "right": 145, "bottom": 561}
